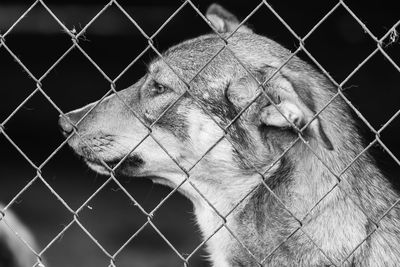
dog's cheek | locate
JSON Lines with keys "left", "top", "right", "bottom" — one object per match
{"left": 187, "top": 110, "right": 225, "bottom": 154}
{"left": 185, "top": 113, "right": 239, "bottom": 173}
{"left": 136, "top": 130, "right": 190, "bottom": 174}
{"left": 207, "top": 139, "right": 235, "bottom": 168}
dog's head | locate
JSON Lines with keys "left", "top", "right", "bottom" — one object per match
{"left": 59, "top": 4, "right": 333, "bottom": 201}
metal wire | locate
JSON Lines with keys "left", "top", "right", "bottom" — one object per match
{"left": 0, "top": 1, "right": 399, "bottom": 266}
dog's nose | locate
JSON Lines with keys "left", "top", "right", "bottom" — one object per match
{"left": 58, "top": 104, "right": 94, "bottom": 137}
{"left": 58, "top": 115, "right": 75, "bottom": 137}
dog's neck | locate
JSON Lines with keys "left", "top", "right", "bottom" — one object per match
{"left": 193, "top": 135, "right": 399, "bottom": 266}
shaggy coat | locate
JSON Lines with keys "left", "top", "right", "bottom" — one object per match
{"left": 60, "top": 4, "right": 400, "bottom": 266}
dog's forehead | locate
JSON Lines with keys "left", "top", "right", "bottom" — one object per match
{"left": 145, "top": 36, "right": 228, "bottom": 94}
{"left": 165, "top": 35, "right": 225, "bottom": 59}
{"left": 160, "top": 35, "right": 230, "bottom": 75}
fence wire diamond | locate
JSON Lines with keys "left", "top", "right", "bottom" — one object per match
{"left": 0, "top": 1, "right": 399, "bottom": 266}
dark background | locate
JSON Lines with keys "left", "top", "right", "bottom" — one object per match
{"left": 0, "top": 1, "right": 399, "bottom": 266}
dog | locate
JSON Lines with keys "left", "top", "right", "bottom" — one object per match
{"left": 0, "top": 205, "right": 40, "bottom": 267}
{"left": 59, "top": 4, "right": 400, "bottom": 266}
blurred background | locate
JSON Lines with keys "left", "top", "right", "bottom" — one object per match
{"left": 0, "top": 0, "right": 399, "bottom": 266}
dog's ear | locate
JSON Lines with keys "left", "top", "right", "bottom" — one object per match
{"left": 227, "top": 73, "right": 333, "bottom": 150}
{"left": 206, "top": 4, "right": 252, "bottom": 34}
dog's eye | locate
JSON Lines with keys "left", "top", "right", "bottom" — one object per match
{"left": 151, "top": 82, "right": 168, "bottom": 96}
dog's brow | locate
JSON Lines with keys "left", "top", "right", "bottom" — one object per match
{"left": 148, "top": 65, "right": 160, "bottom": 76}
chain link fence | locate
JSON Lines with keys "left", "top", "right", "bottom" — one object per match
{"left": 0, "top": 0, "right": 399, "bottom": 266}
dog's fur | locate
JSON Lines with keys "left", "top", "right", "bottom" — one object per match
{"left": 0, "top": 205, "right": 39, "bottom": 267}
{"left": 60, "top": 4, "right": 400, "bottom": 266}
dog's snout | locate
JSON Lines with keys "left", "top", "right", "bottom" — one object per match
{"left": 58, "top": 114, "right": 75, "bottom": 137}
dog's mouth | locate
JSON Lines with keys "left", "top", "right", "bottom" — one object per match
{"left": 84, "top": 154, "right": 145, "bottom": 175}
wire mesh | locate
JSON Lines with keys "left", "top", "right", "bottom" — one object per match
{"left": 0, "top": 1, "right": 399, "bottom": 266}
